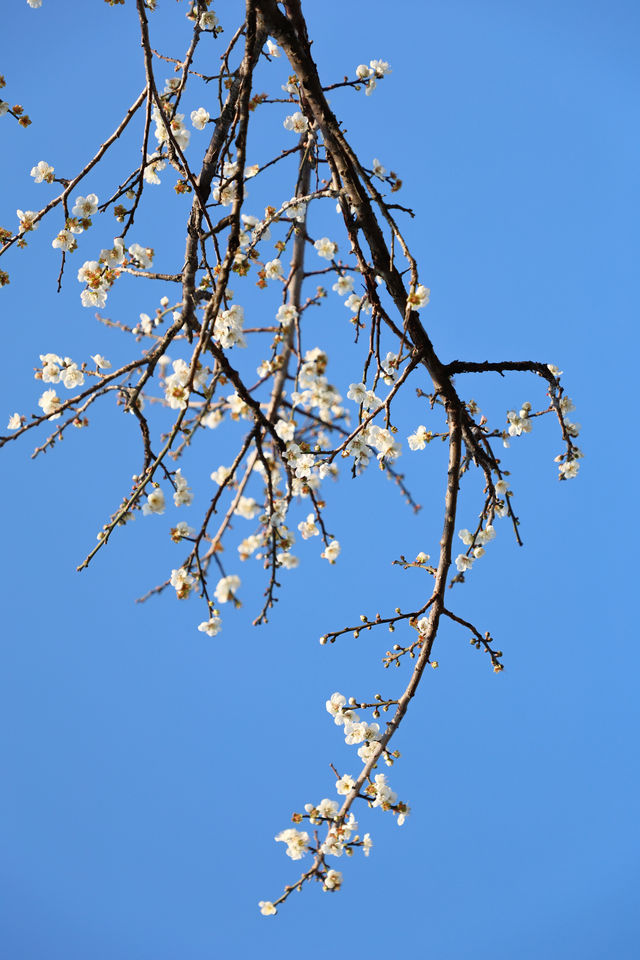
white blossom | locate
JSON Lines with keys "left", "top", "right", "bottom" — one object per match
{"left": 336, "top": 774, "right": 355, "bottom": 795}
{"left": 274, "top": 828, "right": 309, "bottom": 860}
{"left": 408, "top": 425, "right": 430, "bottom": 450}
{"left": 91, "top": 354, "right": 111, "bottom": 369}
{"left": 258, "top": 901, "right": 277, "bottom": 917}
{"left": 142, "top": 487, "right": 166, "bottom": 516}
{"left": 37, "top": 388, "right": 61, "bottom": 419}
{"left": 298, "top": 513, "right": 319, "bottom": 539}
{"left": 199, "top": 10, "right": 218, "bottom": 30}
{"left": 30, "top": 160, "right": 54, "bottom": 184}
{"left": 214, "top": 574, "right": 241, "bottom": 604}
{"left": 7, "top": 413, "right": 22, "bottom": 430}
{"left": 191, "top": 107, "right": 210, "bottom": 130}
{"left": 264, "top": 258, "right": 283, "bottom": 280}
{"left": 283, "top": 111, "right": 309, "bottom": 133}
{"left": 407, "top": 284, "right": 430, "bottom": 308}
{"left": 71, "top": 194, "right": 98, "bottom": 219}
{"left": 559, "top": 460, "right": 579, "bottom": 479}
{"left": 321, "top": 540, "right": 340, "bottom": 563}
{"left": 314, "top": 237, "right": 338, "bottom": 260}
{"left": 323, "top": 869, "right": 343, "bottom": 892}
{"left": 235, "top": 496, "right": 260, "bottom": 520}
{"left": 332, "top": 274, "right": 354, "bottom": 296}
{"left": 455, "top": 554, "right": 473, "bottom": 573}
{"left": 198, "top": 617, "right": 222, "bottom": 637}
{"left": 17, "top": 210, "right": 38, "bottom": 233}
{"left": 170, "top": 566, "right": 194, "bottom": 598}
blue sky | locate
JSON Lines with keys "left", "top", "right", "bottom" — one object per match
{"left": 1, "top": 1, "right": 638, "bottom": 957}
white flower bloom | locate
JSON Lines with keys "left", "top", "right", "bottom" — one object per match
{"left": 356, "top": 64, "right": 373, "bottom": 79}
{"left": 559, "top": 460, "right": 579, "bottom": 479}
{"left": 264, "top": 258, "right": 283, "bottom": 280}
{"left": 298, "top": 513, "right": 319, "bottom": 539}
{"left": 142, "top": 487, "right": 166, "bottom": 516}
{"left": 143, "top": 153, "right": 166, "bottom": 185}
{"left": 30, "top": 160, "right": 54, "bottom": 184}
{"left": 235, "top": 496, "right": 259, "bottom": 520}
{"left": 190, "top": 107, "right": 210, "bottom": 130}
{"left": 332, "top": 274, "right": 354, "bottom": 295}
{"left": 283, "top": 111, "right": 308, "bottom": 133}
{"left": 275, "top": 419, "right": 296, "bottom": 442}
{"left": 214, "top": 574, "right": 241, "bottom": 604}
{"left": 266, "top": 39, "right": 280, "bottom": 57}
{"left": 52, "top": 230, "right": 77, "bottom": 253}
{"left": 416, "top": 617, "right": 430, "bottom": 635}
{"left": 455, "top": 554, "right": 473, "bottom": 573}
{"left": 276, "top": 304, "right": 298, "bottom": 326}
{"left": 336, "top": 774, "right": 355, "bottom": 795}
{"left": 170, "top": 566, "right": 194, "bottom": 598}
{"left": 357, "top": 742, "right": 378, "bottom": 763}
{"left": 17, "top": 210, "right": 38, "bottom": 233}
{"left": 0, "top": 102, "right": 9, "bottom": 117}
{"left": 163, "top": 77, "right": 180, "bottom": 95}
{"left": 258, "top": 901, "right": 277, "bottom": 916}
{"left": 60, "top": 362, "right": 84, "bottom": 390}
{"left": 27, "top": 0, "right": 43, "bottom": 6}
{"left": 277, "top": 551, "right": 299, "bottom": 570}
{"left": 91, "top": 354, "right": 111, "bottom": 369}
{"left": 170, "top": 520, "right": 194, "bottom": 542}
{"left": 274, "top": 827, "right": 309, "bottom": 860}
{"left": 547, "top": 364, "right": 563, "bottom": 378}
{"left": 370, "top": 59, "right": 392, "bottom": 77}
{"left": 71, "top": 194, "right": 99, "bottom": 218}
{"left": 323, "top": 869, "right": 343, "bottom": 892}
{"left": 7, "top": 413, "right": 22, "bottom": 430}
{"left": 173, "top": 469, "right": 193, "bottom": 507}
{"left": 408, "top": 425, "right": 429, "bottom": 450}
{"left": 321, "top": 540, "right": 340, "bottom": 563}
{"left": 314, "top": 237, "right": 338, "bottom": 260}
{"left": 128, "top": 243, "right": 153, "bottom": 269}
{"left": 199, "top": 10, "right": 218, "bottom": 30}
{"left": 365, "top": 79, "right": 377, "bottom": 96}
{"left": 210, "top": 465, "right": 231, "bottom": 486}
{"left": 362, "top": 833, "right": 373, "bottom": 856}
{"left": 407, "top": 284, "right": 430, "bottom": 308}
{"left": 37, "top": 388, "right": 61, "bottom": 419}
{"left": 99, "top": 238, "right": 125, "bottom": 268}
{"left": 372, "top": 158, "right": 386, "bottom": 179}
{"left": 198, "top": 617, "right": 222, "bottom": 637}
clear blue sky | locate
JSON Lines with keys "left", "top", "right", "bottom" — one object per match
{"left": 1, "top": 1, "right": 638, "bottom": 957}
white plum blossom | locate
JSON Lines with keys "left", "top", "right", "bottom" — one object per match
{"left": 275, "top": 828, "right": 309, "bottom": 860}
{"left": 332, "top": 274, "right": 354, "bottom": 296}
{"left": 198, "top": 617, "right": 222, "bottom": 637}
{"left": 60, "top": 361, "right": 84, "bottom": 390}
{"left": 27, "top": 0, "right": 43, "bottom": 6}
{"left": 275, "top": 419, "right": 296, "bottom": 442}
{"left": 323, "top": 869, "right": 343, "bottom": 892}
{"left": 191, "top": 107, "right": 210, "bottom": 130}
{"left": 128, "top": 243, "right": 153, "bottom": 269}
{"left": 276, "top": 304, "right": 297, "bottom": 326}
{"left": 210, "top": 465, "right": 231, "bottom": 486}
{"left": 7, "top": 413, "right": 22, "bottom": 429}
{"left": 455, "top": 554, "right": 473, "bottom": 573}
{"left": 170, "top": 566, "right": 194, "bottom": 599}
{"left": 356, "top": 64, "right": 373, "bottom": 79}
{"left": 362, "top": 833, "right": 373, "bottom": 856}
{"left": 408, "top": 425, "right": 430, "bottom": 450}
{"left": 258, "top": 901, "right": 277, "bottom": 917}
{"left": 143, "top": 153, "right": 166, "bottom": 185}
{"left": 30, "top": 160, "right": 54, "bottom": 184}
{"left": 370, "top": 59, "right": 392, "bottom": 77}
{"left": 264, "top": 258, "right": 283, "bottom": 280}
{"left": 372, "top": 158, "right": 386, "bottom": 179}
{"left": 407, "top": 284, "right": 430, "bottom": 309}
{"left": 173, "top": 469, "right": 193, "bottom": 507}
{"left": 39, "top": 352, "right": 62, "bottom": 382}
{"left": 325, "top": 692, "right": 356, "bottom": 726}
{"left": 266, "top": 39, "right": 280, "bottom": 57}
{"left": 37, "top": 389, "right": 61, "bottom": 419}
{"left": 559, "top": 460, "right": 579, "bottom": 479}
{"left": 321, "top": 540, "right": 341, "bottom": 563}
{"left": 142, "top": 487, "right": 166, "bottom": 516}
{"left": 199, "top": 10, "right": 218, "bottom": 30}
{"left": 369, "top": 773, "right": 397, "bottom": 809}
{"left": 170, "top": 520, "right": 194, "bottom": 542}
{"left": 298, "top": 513, "right": 319, "bottom": 539}
{"left": 235, "top": 497, "right": 260, "bottom": 520}
{"left": 314, "top": 237, "right": 338, "bottom": 260}
{"left": 17, "top": 210, "right": 38, "bottom": 233}
{"left": 72, "top": 194, "right": 98, "bottom": 219}
{"left": 283, "top": 111, "right": 308, "bottom": 133}
{"left": 52, "top": 230, "right": 77, "bottom": 253}
{"left": 100, "top": 238, "right": 125, "bottom": 267}
{"left": 336, "top": 774, "right": 355, "bottom": 795}
{"left": 214, "top": 304, "right": 246, "bottom": 349}
{"left": 214, "top": 574, "right": 241, "bottom": 604}
{"left": 91, "top": 354, "right": 111, "bottom": 369}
